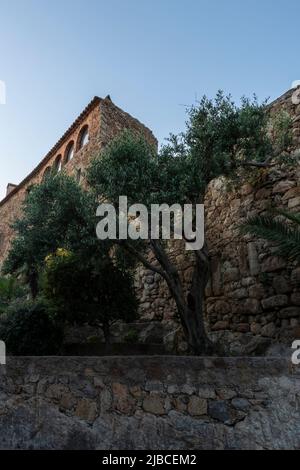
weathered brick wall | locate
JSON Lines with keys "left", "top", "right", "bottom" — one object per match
{"left": 99, "top": 96, "right": 157, "bottom": 148}
{"left": 0, "top": 96, "right": 156, "bottom": 264}
{"left": 0, "top": 356, "right": 298, "bottom": 449}
{"left": 135, "top": 88, "right": 300, "bottom": 348}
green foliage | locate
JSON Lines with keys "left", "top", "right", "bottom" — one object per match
{"left": 2, "top": 172, "right": 100, "bottom": 275}
{"left": 89, "top": 93, "right": 291, "bottom": 211}
{"left": 2, "top": 172, "right": 108, "bottom": 297}
{"left": 88, "top": 130, "right": 159, "bottom": 207}
{"left": 0, "top": 91, "right": 292, "bottom": 355}
{"left": 0, "top": 299, "right": 63, "bottom": 355}
{"left": 268, "top": 110, "right": 292, "bottom": 154}
{"left": 88, "top": 129, "right": 195, "bottom": 208}
{"left": 87, "top": 92, "right": 293, "bottom": 355}
{"left": 1, "top": 171, "right": 137, "bottom": 348}
{"left": 124, "top": 329, "right": 139, "bottom": 344}
{"left": 43, "top": 251, "right": 138, "bottom": 336}
{"left": 241, "top": 209, "right": 300, "bottom": 261}
{"left": 0, "top": 276, "right": 26, "bottom": 314}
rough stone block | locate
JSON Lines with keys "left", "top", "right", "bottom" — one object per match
{"left": 261, "top": 295, "right": 288, "bottom": 310}
{"left": 75, "top": 399, "right": 98, "bottom": 423}
{"left": 261, "top": 256, "right": 286, "bottom": 273}
{"left": 187, "top": 397, "right": 207, "bottom": 416}
{"left": 142, "top": 393, "right": 166, "bottom": 415}
{"left": 278, "top": 307, "right": 300, "bottom": 319}
{"left": 261, "top": 323, "right": 276, "bottom": 338}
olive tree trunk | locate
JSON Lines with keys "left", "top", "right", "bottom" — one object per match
{"left": 149, "top": 241, "right": 214, "bottom": 355}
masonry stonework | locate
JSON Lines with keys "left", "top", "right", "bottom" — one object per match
{"left": 135, "top": 88, "right": 300, "bottom": 350}
{"left": 0, "top": 356, "right": 298, "bottom": 449}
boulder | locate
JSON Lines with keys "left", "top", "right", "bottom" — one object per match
{"left": 261, "top": 323, "right": 276, "bottom": 338}
{"left": 261, "top": 295, "right": 288, "bottom": 310}
{"left": 278, "top": 307, "right": 300, "bottom": 319}
{"left": 261, "top": 256, "right": 286, "bottom": 273}
{"left": 187, "top": 397, "right": 207, "bottom": 416}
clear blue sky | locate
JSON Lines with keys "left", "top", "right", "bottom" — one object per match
{"left": 0, "top": 0, "right": 299, "bottom": 198}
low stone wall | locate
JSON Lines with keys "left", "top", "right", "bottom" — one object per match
{"left": 0, "top": 356, "right": 299, "bottom": 449}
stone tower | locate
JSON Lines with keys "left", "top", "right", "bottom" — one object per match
{"left": 0, "top": 95, "right": 157, "bottom": 264}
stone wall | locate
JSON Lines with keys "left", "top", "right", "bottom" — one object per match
{"left": 204, "top": 165, "right": 300, "bottom": 342}
{"left": 135, "top": 88, "right": 300, "bottom": 350}
{"left": 0, "top": 356, "right": 298, "bottom": 449}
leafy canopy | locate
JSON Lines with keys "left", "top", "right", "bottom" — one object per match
{"left": 2, "top": 172, "right": 105, "bottom": 277}
{"left": 2, "top": 171, "right": 138, "bottom": 341}
{"left": 43, "top": 250, "right": 138, "bottom": 330}
{"left": 0, "top": 299, "right": 64, "bottom": 355}
{"left": 88, "top": 92, "right": 291, "bottom": 211}
{"left": 0, "top": 276, "right": 27, "bottom": 314}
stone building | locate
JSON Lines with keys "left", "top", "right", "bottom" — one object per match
{"left": 0, "top": 95, "right": 156, "bottom": 263}
{"left": 1, "top": 88, "right": 300, "bottom": 352}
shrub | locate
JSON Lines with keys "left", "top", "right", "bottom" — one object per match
{"left": 0, "top": 299, "right": 64, "bottom": 355}
{"left": 43, "top": 251, "right": 138, "bottom": 343}
{"left": 2, "top": 172, "right": 101, "bottom": 299}
{"left": 0, "top": 276, "right": 27, "bottom": 314}
{"left": 124, "top": 329, "right": 139, "bottom": 344}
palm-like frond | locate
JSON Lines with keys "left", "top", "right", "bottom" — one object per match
{"left": 240, "top": 211, "right": 300, "bottom": 261}
{"left": 273, "top": 208, "right": 300, "bottom": 225}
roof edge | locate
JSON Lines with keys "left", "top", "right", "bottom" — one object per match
{"left": 0, "top": 96, "right": 101, "bottom": 207}
{"left": 268, "top": 86, "right": 300, "bottom": 107}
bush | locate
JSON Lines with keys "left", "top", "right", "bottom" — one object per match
{"left": 43, "top": 250, "right": 138, "bottom": 342}
{"left": 2, "top": 172, "right": 101, "bottom": 299}
{"left": 124, "top": 329, "right": 139, "bottom": 344}
{"left": 0, "top": 299, "right": 63, "bottom": 355}
{"left": 0, "top": 276, "right": 27, "bottom": 314}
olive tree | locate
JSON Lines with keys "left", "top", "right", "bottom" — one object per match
{"left": 88, "top": 92, "right": 291, "bottom": 354}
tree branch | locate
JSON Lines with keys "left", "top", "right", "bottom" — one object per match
{"left": 241, "top": 160, "right": 274, "bottom": 168}
{"left": 117, "top": 240, "right": 165, "bottom": 278}
{"left": 240, "top": 151, "right": 284, "bottom": 169}
{"left": 149, "top": 239, "right": 186, "bottom": 306}
{"left": 149, "top": 240, "right": 178, "bottom": 276}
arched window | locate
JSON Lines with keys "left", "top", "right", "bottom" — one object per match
{"left": 64, "top": 142, "right": 74, "bottom": 163}
{"left": 77, "top": 125, "right": 89, "bottom": 150}
{"left": 43, "top": 166, "right": 51, "bottom": 180}
{"left": 54, "top": 155, "right": 62, "bottom": 173}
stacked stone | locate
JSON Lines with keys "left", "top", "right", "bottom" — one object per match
{"left": 0, "top": 357, "right": 298, "bottom": 449}
{"left": 134, "top": 242, "right": 195, "bottom": 352}
{"left": 136, "top": 88, "right": 300, "bottom": 349}
{"left": 205, "top": 167, "right": 300, "bottom": 342}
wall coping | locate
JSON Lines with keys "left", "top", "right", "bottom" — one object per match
{"left": 1, "top": 355, "right": 293, "bottom": 374}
